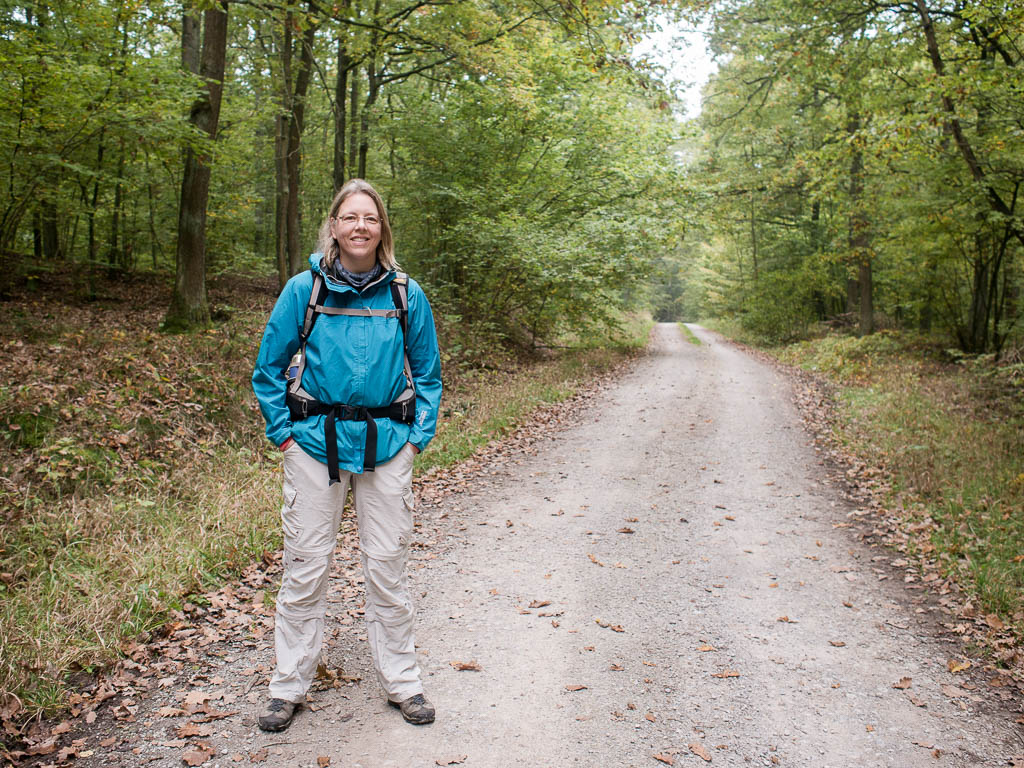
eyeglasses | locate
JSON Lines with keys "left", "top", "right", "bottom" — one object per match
{"left": 333, "top": 213, "right": 380, "bottom": 228}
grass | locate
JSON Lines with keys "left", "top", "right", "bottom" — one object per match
{"left": 770, "top": 331, "right": 1024, "bottom": 627}
{"left": 0, "top": 274, "right": 651, "bottom": 725}
{"left": 677, "top": 323, "right": 701, "bottom": 345}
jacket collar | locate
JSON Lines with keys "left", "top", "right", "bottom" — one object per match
{"left": 309, "top": 253, "right": 394, "bottom": 295}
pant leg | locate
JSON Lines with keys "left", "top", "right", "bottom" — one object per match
{"left": 351, "top": 442, "right": 422, "bottom": 701}
{"left": 269, "top": 442, "right": 349, "bottom": 703}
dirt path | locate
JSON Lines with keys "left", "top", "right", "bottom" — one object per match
{"left": 76, "top": 323, "right": 1020, "bottom": 767}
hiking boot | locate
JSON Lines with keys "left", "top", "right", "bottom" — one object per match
{"left": 388, "top": 693, "right": 435, "bottom": 725}
{"left": 258, "top": 698, "right": 298, "bottom": 732}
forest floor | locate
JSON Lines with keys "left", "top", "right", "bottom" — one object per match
{"left": 11, "top": 323, "right": 1024, "bottom": 767}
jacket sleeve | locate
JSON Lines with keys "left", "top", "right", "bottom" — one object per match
{"left": 252, "top": 276, "right": 307, "bottom": 447}
{"left": 405, "top": 278, "right": 442, "bottom": 452}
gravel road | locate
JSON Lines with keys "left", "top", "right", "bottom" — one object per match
{"left": 79, "top": 323, "right": 1021, "bottom": 767}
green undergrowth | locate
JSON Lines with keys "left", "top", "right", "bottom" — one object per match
{"left": 677, "top": 323, "right": 701, "bottom": 345}
{"left": 0, "top": 276, "right": 651, "bottom": 725}
{"left": 770, "top": 331, "right": 1024, "bottom": 630}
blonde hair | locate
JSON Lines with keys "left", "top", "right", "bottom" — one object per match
{"left": 315, "top": 178, "right": 398, "bottom": 270}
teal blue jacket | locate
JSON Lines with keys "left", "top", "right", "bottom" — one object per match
{"left": 252, "top": 255, "right": 442, "bottom": 472}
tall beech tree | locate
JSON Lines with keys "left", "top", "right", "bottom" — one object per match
{"left": 165, "top": 1, "right": 229, "bottom": 331}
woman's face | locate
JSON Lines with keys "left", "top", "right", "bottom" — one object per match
{"left": 330, "top": 192, "right": 382, "bottom": 269}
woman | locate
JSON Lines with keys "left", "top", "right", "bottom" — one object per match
{"left": 251, "top": 179, "right": 442, "bottom": 732}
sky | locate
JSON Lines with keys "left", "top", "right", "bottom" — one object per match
{"left": 633, "top": 20, "right": 718, "bottom": 119}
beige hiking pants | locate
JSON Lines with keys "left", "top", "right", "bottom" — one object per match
{"left": 268, "top": 441, "right": 423, "bottom": 704}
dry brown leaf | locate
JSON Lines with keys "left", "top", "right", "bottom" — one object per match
{"left": 690, "top": 742, "right": 712, "bottom": 761}
{"left": 908, "top": 695, "right": 927, "bottom": 707}
{"left": 588, "top": 553, "right": 604, "bottom": 567}
{"left": 940, "top": 684, "right": 967, "bottom": 698}
{"left": 645, "top": 712, "right": 656, "bottom": 722}
{"left": 182, "top": 744, "right": 215, "bottom": 766}
{"left": 249, "top": 748, "right": 269, "bottom": 763}
{"left": 317, "top": 757, "right": 331, "bottom": 767}
{"left": 565, "top": 684, "right": 587, "bottom": 692}
{"left": 777, "top": 616, "right": 792, "bottom": 623}
{"left": 175, "top": 723, "right": 210, "bottom": 738}
{"left": 618, "top": 527, "right": 635, "bottom": 534}
{"left": 653, "top": 753, "right": 675, "bottom": 766}
{"left": 696, "top": 644, "right": 716, "bottom": 652}
{"left": 528, "top": 599, "right": 551, "bottom": 609}
{"left": 865, "top": 724, "right": 874, "bottom": 732}
{"left": 711, "top": 669, "right": 740, "bottom": 678}
{"left": 435, "top": 756, "right": 467, "bottom": 766}
{"left": 99, "top": 736, "right": 118, "bottom": 748}
{"left": 829, "top": 641, "right": 846, "bottom": 647}
{"left": 449, "top": 660, "right": 482, "bottom": 672}
{"left": 51, "top": 721, "right": 71, "bottom": 736}
{"left": 892, "top": 677, "right": 912, "bottom": 690}
{"left": 609, "top": 664, "right": 624, "bottom": 671}
{"left": 183, "top": 690, "right": 211, "bottom": 707}
{"left": 26, "top": 739, "right": 57, "bottom": 756}
{"left": 913, "top": 740, "right": 934, "bottom": 749}
{"left": 985, "top": 614, "right": 1005, "bottom": 631}
{"left": 947, "top": 658, "right": 971, "bottom": 673}
{"left": 158, "top": 706, "right": 187, "bottom": 718}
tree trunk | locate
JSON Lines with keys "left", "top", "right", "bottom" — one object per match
{"left": 164, "top": 1, "right": 229, "bottom": 331}
{"left": 333, "top": 12, "right": 352, "bottom": 191}
{"left": 848, "top": 112, "right": 873, "bottom": 335}
{"left": 275, "top": 5, "right": 319, "bottom": 279}
{"left": 348, "top": 69, "right": 360, "bottom": 175}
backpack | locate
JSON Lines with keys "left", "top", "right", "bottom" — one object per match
{"left": 284, "top": 269, "right": 415, "bottom": 483}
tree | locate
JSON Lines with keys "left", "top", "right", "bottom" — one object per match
{"left": 165, "top": 1, "right": 230, "bottom": 331}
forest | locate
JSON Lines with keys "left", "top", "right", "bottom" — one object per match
{"left": 3, "top": 0, "right": 1021, "bottom": 353}
{"left": 1, "top": 0, "right": 1023, "bottom": 740}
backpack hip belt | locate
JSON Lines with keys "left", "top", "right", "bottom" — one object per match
{"left": 285, "top": 270, "right": 415, "bottom": 484}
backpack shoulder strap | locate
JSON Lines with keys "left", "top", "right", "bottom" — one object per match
{"left": 299, "top": 270, "right": 328, "bottom": 346}
{"left": 389, "top": 272, "right": 409, "bottom": 340}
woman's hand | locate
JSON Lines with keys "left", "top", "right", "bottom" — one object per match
{"left": 407, "top": 443, "right": 420, "bottom": 455}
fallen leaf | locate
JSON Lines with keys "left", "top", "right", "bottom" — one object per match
{"left": 908, "top": 695, "right": 927, "bottom": 707}
{"left": 653, "top": 753, "right": 674, "bottom": 766}
{"left": 528, "top": 600, "right": 551, "bottom": 609}
{"left": 892, "top": 677, "right": 912, "bottom": 690}
{"left": 183, "top": 690, "right": 211, "bottom": 707}
{"left": 175, "top": 723, "right": 211, "bottom": 738}
{"left": 100, "top": 737, "right": 118, "bottom": 748}
{"left": 947, "top": 658, "right": 971, "bottom": 673}
{"left": 51, "top": 721, "right": 71, "bottom": 736}
{"left": 985, "top": 614, "right": 1005, "bottom": 631}
{"left": 158, "top": 706, "right": 188, "bottom": 718}
{"left": 696, "top": 645, "right": 716, "bottom": 652}
{"left": 249, "top": 748, "right": 269, "bottom": 763}
{"left": 711, "top": 669, "right": 740, "bottom": 678}
{"left": 565, "top": 684, "right": 587, "bottom": 692}
{"left": 435, "top": 756, "right": 467, "bottom": 766}
{"left": 645, "top": 712, "right": 656, "bottom": 722}
{"left": 609, "top": 664, "right": 624, "bottom": 671}
{"left": 865, "top": 724, "right": 874, "bottom": 732}
{"left": 449, "top": 660, "right": 482, "bottom": 672}
{"left": 317, "top": 757, "right": 331, "bottom": 767}
{"left": 26, "top": 739, "right": 57, "bottom": 756}
{"left": 617, "top": 527, "right": 635, "bottom": 534}
{"left": 690, "top": 742, "right": 712, "bottom": 761}
{"left": 829, "top": 641, "right": 846, "bottom": 647}
{"left": 588, "top": 554, "right": 604, "bottom": 567}
{"left": 913, "top": 740, "right": 934, "bottom": 749}
{"left": 940, "top": 684, "right": 967, "bottom": 698}
{"left": 777, "top": 616, "right": 793, "bottom": 623}
{"left": 182, "top": 744, "right": 215, "bottom": 766}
